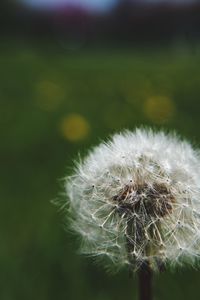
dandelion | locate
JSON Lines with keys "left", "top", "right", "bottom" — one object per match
{"left": 64, "top": 128, "right": 200, "bottom": 300}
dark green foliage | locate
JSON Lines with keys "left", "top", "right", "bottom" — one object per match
{"left": 1, "top": 40, "right": 200, "bottom": 300}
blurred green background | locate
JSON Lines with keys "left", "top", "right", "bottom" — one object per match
{"left": 2, "top": 1, "right": 200, "bottom": 300}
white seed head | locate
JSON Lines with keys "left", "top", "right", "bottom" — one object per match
{"left": 65, "top": 128, "right": 200, "bottom": 271}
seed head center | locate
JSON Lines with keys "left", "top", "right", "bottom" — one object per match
{"left": 113, "top": 182, "right": 174, "bottom": 220}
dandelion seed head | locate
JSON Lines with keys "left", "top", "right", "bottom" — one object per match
{"left": 65, "top": 128, "right": 200, "bottom": 271}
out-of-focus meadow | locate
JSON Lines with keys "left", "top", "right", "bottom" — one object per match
{"left": 1, "top": 1, "right": 200, "bottom": 299}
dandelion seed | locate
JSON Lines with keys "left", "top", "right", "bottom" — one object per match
{"left": 65, "top": 128, "right": 200, "bottom": 275}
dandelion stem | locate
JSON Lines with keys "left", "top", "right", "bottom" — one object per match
{"left": 138, "top": 262, "right": 153, "bottom": 300}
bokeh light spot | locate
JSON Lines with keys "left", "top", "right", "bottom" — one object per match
{"left": 59, "top": 114, "right": 90, "bottom": 142}
{"left": 36, "top": 80, "right": 65, "bottom": 111}
{"left": 144, "top": 95, "right": 175, "bottom": 124}
{"left": 22, "top": 0, "right": 116, "bottom": 12}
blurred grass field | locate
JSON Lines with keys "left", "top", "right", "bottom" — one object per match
{"left": 1, "top": 40, "right": 200, "bottom": 300}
